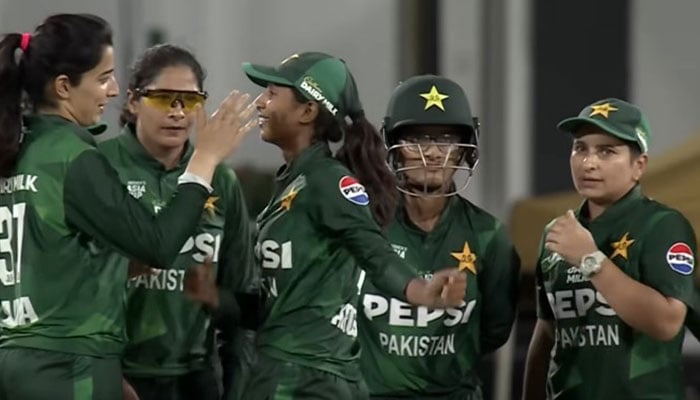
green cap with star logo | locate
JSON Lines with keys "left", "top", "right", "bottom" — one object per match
{"left": 557, "top": 98, "right": 651, "bottom": 153}
{"left": 242, "top": 52, "right": 364, "bottom": 121}
{"left": 382, "top": 75, "right": 476, "bottom": 144}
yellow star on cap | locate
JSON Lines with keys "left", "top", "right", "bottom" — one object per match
{"left": 420, "top": 85, "right": 449, "bottom": 111}
{"left": 589, "top": 102, "right": 618, "bottom": 118}
{"left": 204, "top": 196, "right": 219, "bottom": 216}
{"left": 610, "top": 232, "right": 635, "bottom": 260}
{"left": 279, "top": 187, "right": 298, "bottom": 211}
{"left": 451, "top": 242, "right": 477, "bottom": 274}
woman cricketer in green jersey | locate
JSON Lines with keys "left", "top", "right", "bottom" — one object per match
{"left": 237, "top": 53, "right": 468, "bottom": 399}
{"left": 0, "top": 14, "right": 255, "bottom": 400}
{"left": 358, "top": 75, "right": 521, "bottom": 399}
{"left": 522, "top": 98, "right": 697, "bottom": 400}
{"left": 98, "top": 44, "right": 257, "bottom": 400}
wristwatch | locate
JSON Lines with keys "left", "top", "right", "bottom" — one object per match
{"left": 579, "top": 250, "right": 605, "bottom": 278}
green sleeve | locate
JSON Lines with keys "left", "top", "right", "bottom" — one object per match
{"left": 639, "top": 211, "right": 696, "bottom": 306}
{"left": 63, "top": 149, "right": 209, "bottom": 268}
{"left": 535, "top": 233, "right": 555, "bottom": 321}
{"left": 479, "top": 223, "right": 521, "bottom": 355}
{"left": 309, "top": 172, "right": 417, "bottom": 301}
{"left": 211, "top": 168, "right": 258, "bottom": 329}
{"left": 221, "top": 329, "right": 257, "bottom": 400}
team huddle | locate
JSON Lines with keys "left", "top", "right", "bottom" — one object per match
{"left": 0, "top": 12, "right": 697, "bottom": 400}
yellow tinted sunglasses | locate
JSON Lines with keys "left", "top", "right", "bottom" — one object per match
{"left": 135, "top": 89, "right": 208, "bottom": 113}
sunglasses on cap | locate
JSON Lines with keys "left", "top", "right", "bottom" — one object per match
{"left": 134, "top": 88, "right": 208, "bottom": 113}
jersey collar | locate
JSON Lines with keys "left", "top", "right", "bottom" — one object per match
{"left": 396, "top": 194, "right": 460, "bottom": 236}
{"left": 275, "top": 141, "right": 331, "bottom": 183}
{"left": 117, "top": 124, "right": 193, "bottom": 171}
{"left": 576, "top": 184, "right": 643, "bottom": 226}
{"left": 23, "top": 114, "right": 105, "bottom": 146}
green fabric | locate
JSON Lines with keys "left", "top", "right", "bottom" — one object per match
{"left": 0, "top": 114, "right": 208, "bottom": 358}
{"left": 535, "top": 186, "right": 695, "bottom": 399}
{"left": 98, "top": 127, "right": 256, "bottom": 376}
{"left": 241, "top": 353, "right": 369, "bottom": 400}
{"left": 358, "top": 196, "right": 519, "bottom": 397}
{"left": 0, "top": 347, "right": 122, "bottom": 400}
{"left": 557, "top": 98, "right": 652, "bottom": 152}
{"left": 243, "top": 51, "right": 363, "bottom": 119}
{"left": 253, "top": 142, "right": 418, "bottom": 381}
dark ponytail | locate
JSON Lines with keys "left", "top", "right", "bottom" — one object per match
{"left": 0, "top": 14, "right": 112, "bottom": 176}
{"left": 0, "top": 34, "right": 25, "bottom": 177}
{"left": 335, "top": 115, "right": 399, "bottom": 228}
{"left": 293, "top": 89, "right": 398, "bottom": 227}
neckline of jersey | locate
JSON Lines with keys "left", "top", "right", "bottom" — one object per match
{"left": 396, "top": 194, "right": 460, "bottom": 237}
{"left": 24, "top": 114, "right": 102, "bottom": 146}
{"left": 117, "top": 125, "right": 193, "bottom": 172}
{"left": 275, "top": 141, "right": 331, "bottom": 184}
{"left": 575, "top": 184, "right": 643, "bottom": 226}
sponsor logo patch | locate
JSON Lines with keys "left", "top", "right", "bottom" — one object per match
{"left": 339, "top": 176, "right": 369, "bottom": 206}
{"left": 666, "top": 242, "right": 694, "bottom": 275}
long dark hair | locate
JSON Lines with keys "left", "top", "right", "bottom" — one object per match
{"left": 120, "top": 44, "right": 206, "bottom": 128}
{"left": 0, "top": 13, "right": 112, "bottom": 176}
{"left": 293, "top": 90, "right": 398, "bottom": 228}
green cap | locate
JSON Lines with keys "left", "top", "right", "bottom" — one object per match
{"left": 242, "top": 52, "right": 363, "bottom": 120}
{"left": 557, "top": 98, "right": 651, "bottom": 153}
{"left": 383, "top": 74, "right": 475, "bottom": 144}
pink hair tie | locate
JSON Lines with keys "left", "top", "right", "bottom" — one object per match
{"left": 19, "top": 32, "right": 31, "bottom": 51}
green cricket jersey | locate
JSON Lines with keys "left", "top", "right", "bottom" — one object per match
{"left": 254, "top": 142, "right": 418, "bottom": 381}
{"left": 536, "top": 185, "right": 696, "bottom": 400}
{"left": 358, "top": 196, "right": 520, "bottom": 398}
{"left": 0, "top": 114, "right": 210, "bottom": 356}
{"left": 98, "top": 127, "right": 255, "bottom": 376}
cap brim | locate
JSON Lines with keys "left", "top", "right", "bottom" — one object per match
{"left": 557, "top": 117, "right": 632, "bottom": 144}
{"left": 242, "top": 63, "right": 294, "bottom": 88}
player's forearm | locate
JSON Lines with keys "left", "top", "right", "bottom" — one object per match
{"left": 64, "top": 151, "right": 210, "bottom": 268}
{"left": 591, "top": 259, "right": 686, "bottom": 340}
{"left": 522, "top": 319, "right": 554, "bottom": 400}
{"left": 185, "top": 150, "right": 219, "bottom": 184}
{"left": 355, "top": 237, "right": 417, "bottom": 301}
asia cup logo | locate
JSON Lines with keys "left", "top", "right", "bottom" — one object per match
{"left": 339, "top": 176, "right": 369, "bottom": 206}
{"left": 666, "top": 242, "right": 694, "bottom": 275}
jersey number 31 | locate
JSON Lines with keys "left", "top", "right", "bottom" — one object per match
{"left": 0, "top": 203, "right": 26, "bottom": 286}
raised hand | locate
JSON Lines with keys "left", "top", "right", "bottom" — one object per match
{"left": 193, "top": 90, "right": 257, "bottom": 163}
{"left": 544, "top": 209, "right": 597, "bottom": 265}
{"left": 406, "top": 268, "right": 467, "bottom": 308}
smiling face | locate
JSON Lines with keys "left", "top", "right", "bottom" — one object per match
{"left": 570, "top": 124, "right": 647, "bottom": 205}
{"left": 254, "top": 84, "right": 311, "bottom": 146}
{"left": 59, "top": 45, "right": 119, "bottom": 126}
{"left": 396, "top": 125, "right": 466, "bottom": 191}
{"left": 128, "top": 65, "right": 203, "bottom": 152}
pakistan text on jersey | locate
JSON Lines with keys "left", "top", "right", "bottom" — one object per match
{"left": 556, "top": 324, "right": 620, "bottom": 348}
{"left": 379, "top": 332, "right": 456, "bottom": 357}
{"left": 1, "top": 296, "right": 38, "bottom": 328}
{"left": 128, "top": 269, "right": 185, "bottom": 292}
{"left": 0, "top": 175, "right": 38, "bottom": 194}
